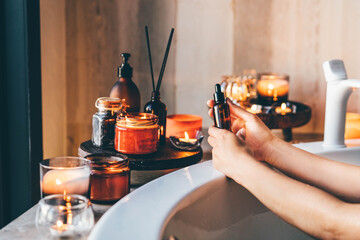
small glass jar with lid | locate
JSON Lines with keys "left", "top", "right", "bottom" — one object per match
{"left": 86, "top": 154, "right": 130, "bottom": 204}
{"left": 114, "top": 113, "right": 160, "bottom": 154}
{"left": 92, "top": 97, "right": 122, "bottom": 148}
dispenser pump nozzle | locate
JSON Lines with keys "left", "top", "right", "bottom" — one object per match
{"left": 118, "top": 53, "right": 133, "bottom": 78}
{"left": 213, "top": 84, "right": 225, "bottom": 103}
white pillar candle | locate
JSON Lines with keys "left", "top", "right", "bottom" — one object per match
{"left": 42, "top": 168, "right": 90, "bottom": 195}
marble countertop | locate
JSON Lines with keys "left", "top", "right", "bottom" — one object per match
{"left": 0, "top": 203, "right": 111, "bottom": 240}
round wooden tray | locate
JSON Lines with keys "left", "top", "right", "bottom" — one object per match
{"left": 256, "top": 101, "right": 312, "bottom": 129}
{"left": 78, "top": 140, "right": 202, "bottom": 171}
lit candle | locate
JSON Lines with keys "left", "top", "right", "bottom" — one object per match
{"left": 257, "top": 73, "right": 289, "bottom": 105}
{"left": 50, "top": 220, "right": 75, "bottom": 238}
{"left": 166, "top": 114, "right": 202, "bottom": 138}
{"left": 115, "top": 113, "right": 159, "bottom": 155}
{"left": 257, "top": 79, "right": 289, "bottom": 101}
{"left": 275, "top": 103, "right": 292, "bottom": 115}
{"left": 246, "top": 104, "right": 262, "bottom": 114}
{"left": 179, "top": 132, "right": 197, "bottom": 144}
{"left": 42, "top": 168, "right": 90, "bottom": 196}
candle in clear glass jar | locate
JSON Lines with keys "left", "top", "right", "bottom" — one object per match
{"left": 115, "top": 113, "right": 160, "bottom": 154}
{"left": 257, "top": 73, "right": 289, "bottom": 105}
{"left": 40, "top": 157, "right": 90, "bottom": 198}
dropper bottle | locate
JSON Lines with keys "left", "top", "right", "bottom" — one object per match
{"left": 213, "top": 84, "right": 231, "bottom": 130}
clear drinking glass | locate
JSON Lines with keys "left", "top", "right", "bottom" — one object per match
{"left": 35, "top": 194, "right": 94, "bottom": 240}
{"left": 40, "top": 157, "right": 91, "bottom": 198}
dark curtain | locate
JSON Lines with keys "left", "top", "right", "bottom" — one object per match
{"left": 0, "top": 0, "right": 43, "bottom": 227}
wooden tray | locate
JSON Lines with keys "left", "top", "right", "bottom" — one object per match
{"left": 256, "top": 101, "right": 312, "bottom": 129}
{"left": 78, "top": 139, "right": 202, "bottom": 171}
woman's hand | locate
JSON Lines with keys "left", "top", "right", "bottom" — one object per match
{"left": 208, "top": 126, "right": 256, "bottom": 180}
{"left": 207, "top": 99, "right": 275, "bottom": 160}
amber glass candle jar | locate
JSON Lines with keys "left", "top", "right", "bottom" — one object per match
{"left": 86, "top": 154, "right": 130, "bottom": 204}
{"left": 115, "top": 113, "right": 160, "bottom": 154}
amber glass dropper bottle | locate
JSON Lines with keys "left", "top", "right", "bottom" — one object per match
{"left": 213, "top": 84, "right": 231, "bottom": 131}
{"left": 110, "top": 53, "right": 140, "bottom": 113}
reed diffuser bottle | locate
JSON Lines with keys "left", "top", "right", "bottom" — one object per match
{"left": 143, "top": 26, "right": 174, "bottom": 144}
{"left": 213, "top": 84, "right": 231, "bottom": 130}
{"left": 110, "top": 53, "right": 140, "bottom": 113}
{"left": 144, "top": 91, "right": 167, "bottom": 144}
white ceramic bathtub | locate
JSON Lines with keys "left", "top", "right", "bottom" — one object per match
{"left": 89, "top": 142, "right": 360, "bottom": 240}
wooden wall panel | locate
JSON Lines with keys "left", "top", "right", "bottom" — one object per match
{"left": 40, "top": 0, "right": 67, "bottom": 158}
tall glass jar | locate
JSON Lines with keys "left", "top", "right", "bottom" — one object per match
{"left": 115, "top": 113, "right": 160, "bottom": 154}
{"left": 92, "top": 97, "right": 122, "bottom": 148}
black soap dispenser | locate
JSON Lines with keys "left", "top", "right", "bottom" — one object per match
{"left": 213, "top": 84, "right": 231, "bottom": 130}
{"left": 110, "top": 53, "right": 141, "bottom": 113}
{"left": 144, "top": 91, "right": 167, "bottom": 145}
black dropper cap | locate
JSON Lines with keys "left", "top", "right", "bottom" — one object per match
{"left": 118, "top": 53, "right": 133, "bottom": 78}
{"left": 213, "top": 84, "right": 225, "bottom": 103}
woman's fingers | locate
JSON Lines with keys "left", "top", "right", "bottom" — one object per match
{"left": 207, "top": 135, "right": 216, "bottom": 147}
{"left": 208, "top": 108, "right": 214, "bottom": 118}
{"left": 207, "top": 100, "right": 215, "bottom": 108}
{"left": 207, "top": 100, "right": 215, "bottom": 117}
{"left": 236, "top": 128, "right": 246, "bottom": 141}
{"left": 227, "top": 99, "right": 256, "bottom": 122}
{"left": 208, "top": 125, "right": 229, "bottom": 138}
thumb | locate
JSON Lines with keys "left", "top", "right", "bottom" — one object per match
{"left": 227, "top": 99, "right": 255, "bottom": 122}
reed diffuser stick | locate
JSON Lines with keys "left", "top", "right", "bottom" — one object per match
{"left": 145, "top": 26, "right": 156, "bottom": 92}
{"left": 156, "top": 28, "right": 174, "bottom": 93}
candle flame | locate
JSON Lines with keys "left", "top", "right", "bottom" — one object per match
{"left": 281, "top": 103, "right": 286, "bottom": 110}
{"left": 56, "top": 179, "right": 61, "bottom": 185}
{"left": 56, "top": 220, "right": 63, "bottom": 228}
{"left": 184, "top": 131, "right": 189, "bottom": 140}
{"left": 251, "top": 105, "right": 257, "bottom": 111}
{"left": 268, "top": 84, "right": 274, "bottom": 90}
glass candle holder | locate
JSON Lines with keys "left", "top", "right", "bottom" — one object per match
{"left": 85, "top": 154, "right": 130, "bottom": 204}
{"left": 220, "top": 72, "right": 257, "bottom": 107}
{"left": 40, "top": 157, "right": 91, "bottom": 198}
{"left": 257, "top": 73, "right": 289, "bottom": 105}
{"left": 166, "top": 114, "right": 202, "bottom": 138}
{"left": 169, "top": 130, "right": 204, "bottom": 151}
{"left": 114, "top": 113, "right": 160, "bottom": 154}
{"left": 35, "top": 194, "right": 94, "bottom": 240}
